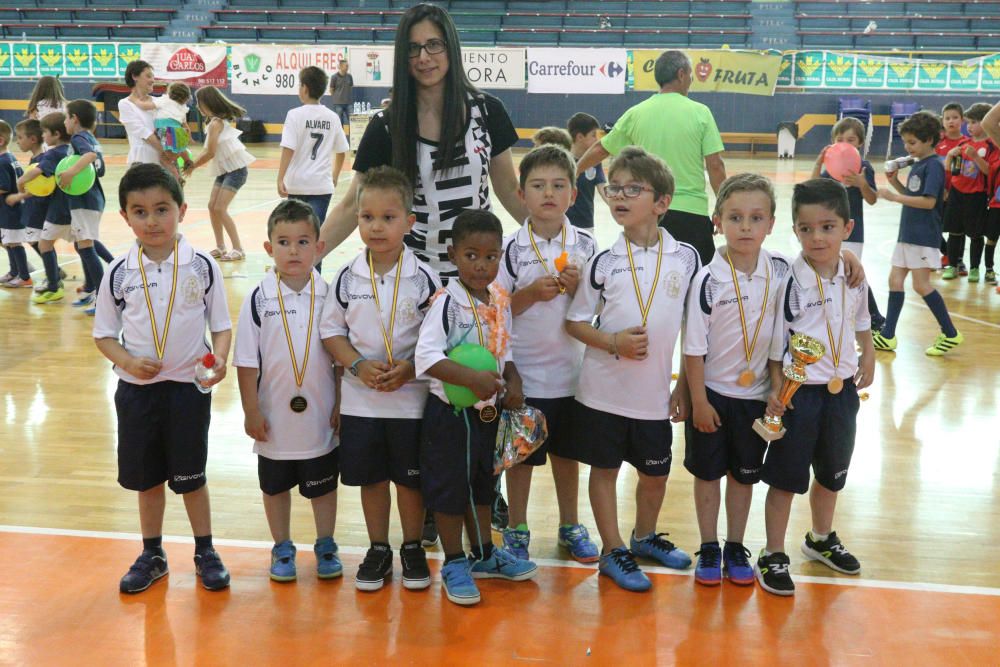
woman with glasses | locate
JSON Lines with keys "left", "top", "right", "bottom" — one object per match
{"left": 318, "top": 2, "right": 526, "bottom": 282}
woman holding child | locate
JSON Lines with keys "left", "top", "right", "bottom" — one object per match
{"left": 119, "top": 60, "right": 176, "bottom": 172}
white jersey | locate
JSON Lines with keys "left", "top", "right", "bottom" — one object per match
{"left": 152, "top": 96, "right": 189, "bottom": 126}
{"left": 280, "top": 104, "right": 349, "bottom": 196}
{"left": 567, "top": 229, "right": 700, "bottom": 420}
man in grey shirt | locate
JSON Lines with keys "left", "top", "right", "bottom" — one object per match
{"left": 329, "top": 60, "right": 354, "bottom": 128}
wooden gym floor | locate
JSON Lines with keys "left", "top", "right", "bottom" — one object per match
{"left": 1, "top": 142, "right": 998, "bottom": 665}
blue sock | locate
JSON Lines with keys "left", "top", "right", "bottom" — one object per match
{"left": 78, "top": 245, "right": 104, "bottom": 294}
{"left": 194, "top": 534, "right": 213, "bottom": 555}
{"left": 922, "top": 290, "right": 957, "bottom": 338}
{"left": 94, "top": 240, "right": 114, "bottom": 263}
{"left": 41, "top": 249, "right": 60, "bottom": 291}
{"left": 11, "top": 245, "right": 30, "bottom": 280}
{"left": 4, "top": 247, "right": 15, "bottom": 276}
{"left": 880, "top": 291, "right": 905, "bottom": 339}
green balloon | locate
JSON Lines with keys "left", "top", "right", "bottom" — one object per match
{"left": 55, "top": 155, "right": 96, "bottom": 196}
{"left": 443, "top": 343, "right": 497, "bottom": 409}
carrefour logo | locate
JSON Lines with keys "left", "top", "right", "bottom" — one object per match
{"left": 599, "top": 61, "right": 623, "bottom": 78}
{"left": 528, "top": 60, "right": 624, "bottom": 78}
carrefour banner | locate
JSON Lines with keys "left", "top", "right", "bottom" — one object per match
{"left": 631, "top": 49, "right": 781, "bottom": 96}
{"left": 231, "top": 44, "right": 347, "bottom": 95}
{"left": 140, "top": 44, "right": 228, "bottom": 87}
{"left": 0, "top": 42, "right": 140, "bottom": 78}
{"left": 527, "top": 48, "right": 626, "bottom": 94}
{"left": 782, "top": 51, "right": 1000, "bottom": 91}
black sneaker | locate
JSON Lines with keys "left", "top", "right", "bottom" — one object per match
{"left": 120, "top": 550, "right": 168, "bottom": 594}
{"left": 356, "top": 543, "right": 393, "bottom": 591}
{"left": 754, "top": 551, "right": 795, "bottom": 596}
{"left": 801, "top": 531, "right": 861, "bottom": 575}
{"left": 421, "top": 513, "right": 438, "bottom": 547}
{"left": 194, "top": 549, "right": 231, "bottom": 591}
{"left": 400, "top": 541, "right": 431, "bottom": 590}
{"left": 491, "top": 493, "right": 509, "bottom": 532}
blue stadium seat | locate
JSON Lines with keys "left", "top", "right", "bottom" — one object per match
{"left": 508, "top": 0, "right": 565, "bottom": 9}
{"left": 574, "top": 1, "right": 623, "bottom": 12}
{"left": 115, "top": 24, "right": 162, "bottom": 38}
{"left": 136, "top": 0, "right": 175, "bottom": 6}
{"left": 858, "top": 33, "right": 915, "bottom": 48}
{"left": 452, "top": 14, "right": 501, "bottom": 29}
{"left": 258, "top": 26, "right": 316, "bottom": 41}
{"left": 692, "top": 1, "right": 746, "bottom": 12}
{"left": 0, "top": 10, "right": 20, "bottom": 21}
{"left": 627, "top": 16, "right": 689, "bottom": 29}
{"left": 270, "top": 11, "right": 323, "bottom": 24}
{"left": 7, "top": 25, "right": 58, "bottom": 38}
{"left": 216, "top": 11, "right": 269, "bottom": 24}
{"left": 912, "top": 18, "right": 969, "bottom": 30}
{"left": 624, "top": 30, "right": 688, "bottom": 47}
{"left": 692, "top": 16, "right": 746, "bottom": 30}
{"left": 129, "top": 10, "right": 174, "bottom": 22}
{"left": 915, "top": 33, "right": 977, "bottom": 49}
{"left": 88, "top": 0, "right": 133, "bottom": 6}
{"left": 799, "top": 32, "right": 855, "bottom": 49}
{"left": 331, "top": 12, "right": 384, "bottom": 25}
{"left": 451, "top": 0, "right": 504, "bottom": 8}
{"left": 690, "top": 32, "right": 738, "bottom": 48}
{"left": 59, "top": 25, "right": 113, "bottom": 38}
{"left": 35, "top": 0, "right": 77, "bottom": 6}
{"left": 202, "top": 25, "right": 257, "bottom": 40}
{"left": 559, "top": 30, "right": 622, "bottom": 46}
{"left": 496, "top": 29, "right": 559, "bottom": 45}
{"left": 458, "top": 29, "right": 496, "bottom": 45}
{"left": 977, "top": 4, "right": 1000, "bottom": 15}
{"left": 846, "top": 18, "right": 908, "bottom": 31}
{"left": 224, "top": 0, "right": 273, "bottom": 7}
{"left": 337, "top": 0, "right": 391, "bottom": 8}
{"left": 504, "top": 15, "right": 563, "bottom": 28}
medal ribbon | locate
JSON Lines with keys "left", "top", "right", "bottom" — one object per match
{"left": 368, "top": 249, "right": 403, "bottom": 365}
{"left": 809, "top": 261, "right": 846, "bottom": 376}
{"left": 275, "top": 271, "right": 315, "bottom": 390}
{"left": 137, "top": 238, "right": 179, "bottom": 360}
{"left": 527, "top": 223, "right": 566, "bottom": 282}
{"left": 625, "top": 229, "right": 663, "bottom": 327}
{"left": 726, "top": 251, "right": 771, "bottom": 373}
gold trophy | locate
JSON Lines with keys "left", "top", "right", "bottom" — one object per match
{"left": 752, "top": 333, "right": 826, "bottom": 442}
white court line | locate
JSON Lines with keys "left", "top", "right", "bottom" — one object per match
{"left": 3, "top": 523, "right": 999, "bottom": 598}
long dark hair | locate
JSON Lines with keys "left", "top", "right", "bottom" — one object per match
{"left": 388, "top": 3, "right": 479, "bottom": 184}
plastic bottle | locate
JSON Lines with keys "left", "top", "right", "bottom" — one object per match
{"left": 950, "top": 154, "right": 962, "bottom": 176}
{"left": 884, "top": 156, "right": 916, "bottom": 174}
{"left": 194, "top": 353, "right": 217, "bottom": 393}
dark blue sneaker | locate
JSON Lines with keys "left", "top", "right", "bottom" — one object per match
{"left": 501, "top": 527, "right": 530, "bottom": 560}
{"left": 441, "top": 558, "right": 480, "bottom": 606}
{"left": 598, "top": 547, "right": 651, "bottom": 592}
{"left": 630, "top": 531, "right": 692, "bottom": 570}
{"left": 723, "top": 541, "right": 754, "bottom": 585}
{"left": 119, "top": 550, "right": 168, "bottom": 594}
{"left": 557, "top": 524, "right": 600, "bottom": 563}
{"left": 694, "top": 542, "right": 722, "bottom": 586}
{"left": 470, "top": 547, "right": 537, "bottom": 581}
{"left": 194, "top": 548, "right": 230, "bottom": 591}
{"left": 269, "top": 540, "right": 296, "bottom": 582}
{"left": 755, "top": 550, "right": 794, "bottom": 596}
{"left": 314, "top": 536, "right": 342, "bottom": 579}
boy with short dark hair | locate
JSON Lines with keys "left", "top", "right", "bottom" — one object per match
{"left": 566, "top": 112, "right": 608, "bottom": 230}
{"left": 0, "top": 120, "right": 29, "bottom": 287}
{"left": 756, "top": 178, "right": 875, "bottom": 596}
{"left": 7, "top": 120, "right": 47, "bottom": 271}
{"left": 93, "top": 163, "right": 232, "bottom": 594}
{"left": 936, "top": 102, "right": 966, "bottom": 271}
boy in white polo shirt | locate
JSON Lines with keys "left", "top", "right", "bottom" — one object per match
{"left": 277, "top": 66, "right": 349, "bottom": 226}
{"left": 93, "top": 164, "right": 231, "bottom": 594}
{"left": 320, "top": 166, "right": 440, "bottom": 592}
{"left": 234, "top": 198, "right": 342, "bottom": 583}
{"left": 566, "top": 147, "right": 700, "bottom": 592}
{"left": 756, "top": 178, "right": 875, "bottom": 597}
{"left": 496, "top": 145, "right": 599, "bottom": 563}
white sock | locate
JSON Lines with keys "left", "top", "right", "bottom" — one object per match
{"left": 810, "top": 530, "right": 830, "bottom": 542}
{"left": 762, "top": 549, "right": 773, "bottom": 557}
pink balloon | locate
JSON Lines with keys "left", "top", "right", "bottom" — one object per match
{"left": 823, "top": 142, "right": 862, "bottom": 183}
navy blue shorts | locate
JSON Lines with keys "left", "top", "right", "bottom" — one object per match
{"left": 522, "top": 396, "right": 576, "bottom": 466}
{"left": 288, "top": 194, "right": 332, "bottom": 223}
{"left": 339, "top": 415, "right": 422, "bottom": 488}
{"left": 569, "top": 401, "right": 673, "bottom": 476}
{"left": 420, "top": 395, "right": 498, "bottom": 515}
{"left": 257, "top": 449, "right": 339, "bottom": 498}
{"left": 684, "top": 388, "right": 768, "bottom": 484}
{"left": 213, "top": 167, "right": 248, "bottom": 193}
{"left": 761, "top": 381, "right": 861, "bottom": 495}
{"left": 115, "top": 380, "right": 210, "bottom": 494}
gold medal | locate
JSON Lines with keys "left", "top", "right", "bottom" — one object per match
{"left": 738, "top": 369, "right": 756, "bottom": 387}
{"left": 808, "top": 260, "right": 847, "bottom": 394}
{"left": 479, "top": 404, "right": 498, "bottom": 423}
{"left": 725, "top": 250, "right": 770, "bottom": 389}
{"left": 827, "top": 378, "right": 844, "bottom": 394}
{"left": 290, "top": 396, "right": 308, "bottom": 412}
{"left": 275, "top": 271, "right": 316, "bottom": 413}
{"left": 368, "top": 249, "right": 403, "bottom": 365}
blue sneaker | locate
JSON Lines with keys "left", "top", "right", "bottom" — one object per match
{"left": 694, "top": 542, "right": 722, "bottom": 586}
{"left": 72, "top": 291, "right": 94, "bottom": 307}
{"left": 557, "top": 524, "right": 600, "bottom": 563}
{"left": 441, "top": 558, "right": 480, "bottom": 606}
{"left": 501, "top": 527, "right": 530, "bottom": 560}
{"left": 630, "top": 531, "right": 692, "bottom": 570}
{"left": 598, "top": 547, "right": 651, "bottom": 592}
{"left": 119, "top": 550, "right": 168, "bottom": 594}
{"left": 193, "top": 548, "right": 230, "bottom": 591}
{"left": 723, "top": 541, "right": 754, "bottom": 585}
{"left": 469, "top": 547, "right": 537, "bottom": 581}
{"left": 314, "top": 536, "right": 343, "bottom": 579}
{"left": 269, "top": 540, "right": 296, "bottom": 582}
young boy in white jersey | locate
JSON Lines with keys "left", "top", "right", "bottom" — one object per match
{"left": 93, "top": 164, "right": 232, "bottom": 594}
{"left": 684, "top": 174, "right": 790, "bottom": 587}
{"left": 233, "top": 199, "right": 342, "bottom": 583}
{"left": 320, "top": 167, "right": 440, "bottom": 591}
{"left": 495, "top": 145, "right": 600, "bottom": 563}
{"left": 756, "top": 178, "right": 875, "bottom": 596}
{"left": 565, "top": 147, "right": 700, "bottom": 592}
{"left": 277, "top": 66, "right": 350, "bottom": 226}
{"left": 415, "top": 209, "right": 537, "bottom": 606}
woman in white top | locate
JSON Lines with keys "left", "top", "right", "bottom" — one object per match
{"left": 184, "top": 86, "right": 256, "bottom": 261}
{"left": 118, "top": 60, "right": 175, "bottom": 170}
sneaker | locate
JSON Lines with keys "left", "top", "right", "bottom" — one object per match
{"left": 119, "top": 550, "right": 168, "bottom": 594}
{"left": 723, "top": 541, "right": 755, "bottom": 585}
{"left": 754, "top": 551, "right": 794, "bottom": 596}
{"left": 0, "top": 272, "right": 14, "bottom": 285}
{"left": 72, "top": 291, "right": 95, "bottom": 307}
{"left": 2, "top": 277, "right": 33, "bottom": 288}
{"left": 440, "top": 558, "right": 480, "bottom": 606}
{"left": 84, "top": 304, "right": 96, "bottom": 316}
{"left": 869, "top": 316, "right": 885, "bottom": 334}
{"left": 356, "top": 543, "right": 393, "bottom": 591}
{"left": 925, "top": 330, "right": 963, "bottom": 356}
{"left": 958, "top": 262, "right": 968, "bottom": 276}
{"left": 872, "top": 331, "right": 897, "bottom": 351}
{"left": 598, "top": 547, "right": 651, "bottom": 592}
{"left": 694, "top": 542, "right": 722, "bottom": 586}
{"left": 314, "top": 536, "right": 342, "bottom": 579}
{"left": 940, "top": 255, "right": 949, "bottom": 269}
{"left": 491, "top": 493, "right": 509, "bottom": 531}
{"left": 470, "top": 547, "right": 537, "bottom": 581}
{"left": 421, "top": 513, "right": 438, "bottom": 547}
{"left": 193, "top": 548, "right": 230, "bottom": 591}
{"left": 968, "top": 267, "right": 980, "bottom": 283}
{"left": 269, "top": 540, "right": 296, "bottom": 582}
{"left": 985, "top": 269, "right": 997, "bottom": 284}
{"left": 31, "top": 287, "right": 64, "bottom": 304}
{"left": 801, "top": 531, "right": 861, "bottom": 575}
{"left": 630, "top": 531, "right": 692, "bottom": 570}
{"left": 33, "top": 281, "right": 47, "bottom": 293}
{"left": 557, "top": 524, "right": 600, "bottom": 563}
{"left": 501, "top": 527, "right": 530, "bottom": 560}
{"left": 941, "top": 266, "right": 957, "bottom": 280}
{"left": 399, "top": 541, "right": 431, "bottom": 590}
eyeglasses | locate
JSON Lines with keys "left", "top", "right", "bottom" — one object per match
{"left": 605, "top": 184, "right": 656, "bottom": 198}
{"left": 407, "top": 39, "right": 447, "bottom": 59}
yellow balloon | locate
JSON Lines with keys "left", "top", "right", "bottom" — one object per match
{"left": 25, "top": 175, "right": 56, "bottom": 197}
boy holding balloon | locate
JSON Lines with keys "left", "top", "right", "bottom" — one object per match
{"left": 0, "top": 119, "right": 29, "bottom": 287}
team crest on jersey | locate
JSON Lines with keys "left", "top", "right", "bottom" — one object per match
{"left": 398, "top": 297, "right": 419, "bottom": 324}
{"left": 584, "top": 167, "right": 597, "bottom": 180}
{"left": 183, "top": 276, "right": 201, "bottom": 305}
{"left": 907, "top": 174, "right": 922, "bottom": 191}
{"left": 664, "top": 271, "right": 683, "bottom": 298}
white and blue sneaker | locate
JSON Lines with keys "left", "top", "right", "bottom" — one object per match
{"left": 469, "top": 547, "right": 537, "bottom": 581}
{"left": 630, "top": 531, "right": 692, "bottom": 570}
{"left": 269, "top": 540, "right": 296, "bottom": 582}
{"left": 441, "top": 558, "right": 480, "bottom": 606}
{"left": 314, "top": 536, "right": 342, "bottom": 579}
{"left": 72, "top": 291, "right": 95, "bottom": 307}
{"left": 598, "top": 547, "right": 651, "bottom": 592}
{"left": 501, "top": 527, "right": 530, "bottom": 560}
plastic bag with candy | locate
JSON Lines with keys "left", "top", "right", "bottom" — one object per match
{"left": 493, "top": 405, "right": 549, "bottom": 474}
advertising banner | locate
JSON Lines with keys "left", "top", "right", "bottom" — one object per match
{"left": 348, "top": 46, "right": 393, "bottom": 88}
{"left": 231, "top": 44, "right": 347, "bottom": 95}
{"left": 632, "top": 49, "right": 782, "bottom": 95}
{"left": 140, "top": 43, "right": 228, "bottom": 87}
{"left": 463, "top": 47, "right": 525, "bottom": 89}
{"left": 526, "top": 48, "right": 626, "bottom": 94}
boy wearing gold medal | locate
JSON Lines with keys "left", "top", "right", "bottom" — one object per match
{"left": 93, "top": 164, "right": 231, "bottom": 594}
{"left": 320, "top": 167, "right": 440, "bottom": 592}
{"left": 234, "top": 199, "right": 341, "bottom": 583}
{"left": 566, "top": 147, "right": 700, "bottom": 592}
{"left": 756, "top": 179, "right": 875, "bottom": 596}
{"left": 495, "top": 145, "right": 600, "bottom": 563}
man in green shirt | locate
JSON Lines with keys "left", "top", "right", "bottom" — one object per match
{"left": 577, "top": 51, "right": 727, "bottom": 265}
